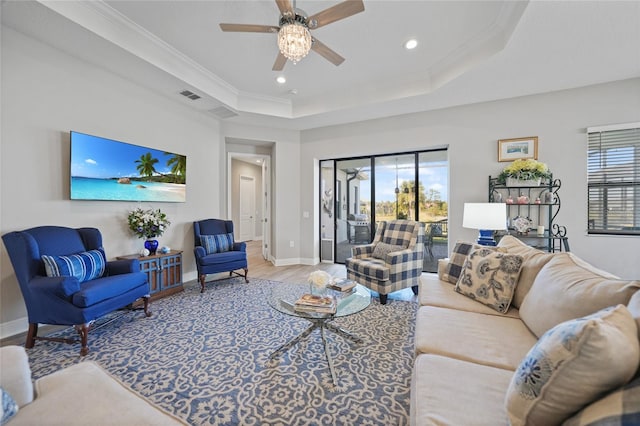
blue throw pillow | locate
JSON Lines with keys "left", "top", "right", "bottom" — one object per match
{"left": 200, "top": 233, "right": 234, "bottom": 255}
{"left": 42, "top": 249, "right": 106, "bottom": 283}
{"left": 1, "top": 387, "right": 18, "bottom": 425}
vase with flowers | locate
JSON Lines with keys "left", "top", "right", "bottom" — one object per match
{"left": 497, "top": 159, "right": 551, "bottom": 187}
{"left": 127, "top": 208, "right": 171, "bottom": 255}
{"left": 308, "top": 270, "right": 333, "bottom": 296}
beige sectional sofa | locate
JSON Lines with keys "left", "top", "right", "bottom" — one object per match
{"left": 0, "top": 345, "right": 186, "bottom": 425}
{"left": 411, "top": 236, "right": 640, "bottom": 425}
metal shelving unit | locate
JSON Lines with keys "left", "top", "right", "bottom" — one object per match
{"left": 489, "top": 175, "right": 569, "bottom": 252}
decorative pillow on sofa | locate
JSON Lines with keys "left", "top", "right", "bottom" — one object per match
{"left": 0, "top": 388, "right": 18, "bottom": 425}
{"left": 497, "top": 235, "right": 554, "bottom": 309}
{"left": 200, "top": 233, "right": 234, "bottom": 255}
{"left": 441, "top": 241, "right": 501, "bottom": 284}
{"left": 505, "top": 305, "right": 640, "bottom": 426}
{"left": 372, "top": 242, "right": 405, "bottom": 260}
{"left": 563, "top": 374, "right": 640, "bottom": 426}
{"left": 519, "top": 252, "right": 640, "bottom": 338}
{"left": 42, "top": 249, "right": 106, "bottom": 283}
{"left": 454, "top": 248, "right": 523, "bottom": 313}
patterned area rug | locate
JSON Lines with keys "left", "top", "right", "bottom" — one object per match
{"left": 26, "top": 278, "right": 417, "bottom": 425}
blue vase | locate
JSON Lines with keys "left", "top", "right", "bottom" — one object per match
{"left": 144, "top": 239, "right": 159, "bottom": 255}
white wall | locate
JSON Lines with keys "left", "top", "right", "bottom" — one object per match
{"left": 300, "top": 78, "right": 640, "bottom": 279}
{"left": 0, "top": 28, "right": 228, "bottom": 334}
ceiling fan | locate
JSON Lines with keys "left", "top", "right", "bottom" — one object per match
{"left": 219, "top": 0, "right": 365, "bottom": 71}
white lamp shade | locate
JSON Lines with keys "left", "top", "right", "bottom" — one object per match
{"left": 462, "top": 203, "right": 507, "bottom": 230}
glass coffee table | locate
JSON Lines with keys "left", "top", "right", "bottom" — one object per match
{"left": 268, "top": 281, "right": 371, "bottom": 385}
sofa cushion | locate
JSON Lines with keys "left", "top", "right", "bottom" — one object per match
{"left": 1, "top": 388, "right": 18, "bottom": 425}
{"left": 454, "top": 248, "right": 524, "bottom": 314}
{"left": 415, "top": 306, "right": 536, "bottom": 370}
{"left": 418, "top": 275, "right": 520, "bottom": 318}
{"left": 72, "top": 272, "right": 148, "bottom": 308}
{"left": 519, "top": 253, "right": 640, "bottom": 337}
{"left": 497, "top": 235, "right": 554, "bottom": 308}
{"left": 411, "top": 354, "right": 513, "bottom": 426}
{"left": 371, "top": 242, "right": 404, "bottom": 260}
{"left": 200, "top": 233, "right": 234, "bottom": 254}
{"left": 10, "top": 361, "right": 186, "bottom": 426}
{"left": 42, "top": 249, "right": 106, "bottom": 283}
{"left": 441, "top": 241, "right": 499, "bottom": 284}
{"left": 505, "top": 305, "right": 640, "bottom": 426}
{"left": 0, "top": 346, "right": 33, "bottom": 408}
{"left": 563, "top": 375, "right": 640, "bottom": 426}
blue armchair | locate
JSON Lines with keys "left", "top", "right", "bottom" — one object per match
{"left": 194, "top": 219, "right": 249, "bottom": 293}
{"left": 2, "top": 226, "right": 151, "bottom": 355}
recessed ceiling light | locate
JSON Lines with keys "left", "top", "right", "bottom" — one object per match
{"left": 276, "top": 76, "right": 286, "bottom": 84}
{"left": 404, "top": 39, "right": 418, "bottom": 50}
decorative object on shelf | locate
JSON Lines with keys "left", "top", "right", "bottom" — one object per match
{"left": 493, "top": 192, "right": 503, "bottom": 203}
{"left": 139, "top": 248, "right": 150, "bottom": 257}
{"left": 506, "top": 195, "right": 514, "bottom": 204}
{"left": 308, "top": 270, "right": 332, "bottom": 296}
{"left": 159, "top": 246, "right": 171, "bottom": 254}
{"left": 498, "top": 159, "right": 551, "bottom": 186}
{"left": 462, "top": 203, "right": 507, "bottom": 246}
{"left": 498, "top": 136, "right": 538, "bottom": 162}
{"left": 544, "top": 192, "right": 556, "bottom": 204}
{"left": 513, "top": 216, "right": 532, "bottom": 235}
{"left": 537, "top": 225, "right": 545, "bottom": 236}
{"left": 127, "top": 207, "right": 171, "bottom": 255}
{"left": 534, "top": 197, "right": 541, "bottom": 205}
{"left": 517, "top": 193, "right": 530, "bottom": 204}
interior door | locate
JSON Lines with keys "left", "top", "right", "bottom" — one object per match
{"left": 239, "top": 175, "right": 255, "bottom": 241}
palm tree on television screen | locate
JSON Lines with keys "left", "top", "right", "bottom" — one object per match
{"left": 166, "top": 154, "right": 186, "bottom": 184}
{"left": 135, "top": 152, "right": 159, "bottom": 179}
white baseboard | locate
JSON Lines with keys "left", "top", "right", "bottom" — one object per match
{"left": 1, "top": 317, "right": 28, "bottom": 340}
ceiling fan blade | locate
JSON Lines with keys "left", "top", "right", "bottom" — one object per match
{"left": 219, "top": 23, "right": 279, "bottom": 33}
{"left": 311, "top": 38, "right": 345, "bottom": 66}
{"left": 275, "top": 0, "right": 293, "bottom": 15}
{"left": 272, "top": 53, "right": 287, "bottom": 71}
{"left": 308, "top": 0, "right": 364, "bottom": 29}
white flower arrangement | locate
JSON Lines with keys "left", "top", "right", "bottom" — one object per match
{"left": 127, "top": 208, "right": 171, "bottom": 239}
{"left": 308, "top": 270, "right": 333, "bottom": 290}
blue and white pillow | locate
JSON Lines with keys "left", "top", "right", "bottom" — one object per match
{"left": 505, "top": 305, "right": 640, "bottom": 426}
{"left": 201, "top": 233, "right": 234, "bottom": 255}
{"left": 1, "top": 387, "right": 18, "bottom": 425}
{"left": 42, "top": 249, "right": 106, "bottom": 283}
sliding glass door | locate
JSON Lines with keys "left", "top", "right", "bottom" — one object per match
{"left": 321, "top": 149, "right": 448, "bottom": 271}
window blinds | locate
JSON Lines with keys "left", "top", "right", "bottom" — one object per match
{"left": 587, "top": 125, "right": 640, "bottom": 235}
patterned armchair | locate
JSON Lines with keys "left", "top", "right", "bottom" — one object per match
{"left": 345, "top": 220, "right": 424, "bottom": 304}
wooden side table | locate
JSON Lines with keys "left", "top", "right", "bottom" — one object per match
{"left": 117, "top": 250, "right": 183, "bottom": 300}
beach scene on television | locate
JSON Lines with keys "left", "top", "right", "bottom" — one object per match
{"left": 70, "top": 131, "right": 186, "bottom": 202}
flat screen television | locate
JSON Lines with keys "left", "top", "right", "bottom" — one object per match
{"left": 70, "top": 131, "right": 186, "bottom": 202}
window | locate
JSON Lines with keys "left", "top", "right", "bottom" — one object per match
{"left": 587, "top": 123, "right": 640, "bottom": 235}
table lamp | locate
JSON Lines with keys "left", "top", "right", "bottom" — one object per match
{"left": 462, "top": 203, "right": 507, "bottom": 246}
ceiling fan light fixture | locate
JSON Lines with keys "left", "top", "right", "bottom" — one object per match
{"left": 277, "top": 22, "right": 312, "bottom": 64}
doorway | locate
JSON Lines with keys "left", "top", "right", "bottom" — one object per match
{"left": 227, "top": 151, "right": 272, "bottom": 261}
{"left": 320, "top": 149, "right": 448, "bottom": 271}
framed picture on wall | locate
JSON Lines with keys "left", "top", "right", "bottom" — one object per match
{"left": 498, "top": 137, "right": 538, "bottom": 162}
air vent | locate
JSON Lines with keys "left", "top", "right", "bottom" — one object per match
{"left": 209, "top": 106, "right": 238, "bottom": 119}
{"left": 179, "top": 90, "right": 201, "bottom": 101}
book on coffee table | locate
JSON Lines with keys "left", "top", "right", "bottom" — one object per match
{"left": 328, "top": 278, "right": 356, "bottom": 292}
{"left": 294, "top": 294, "right": 336, "bottom": 314}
